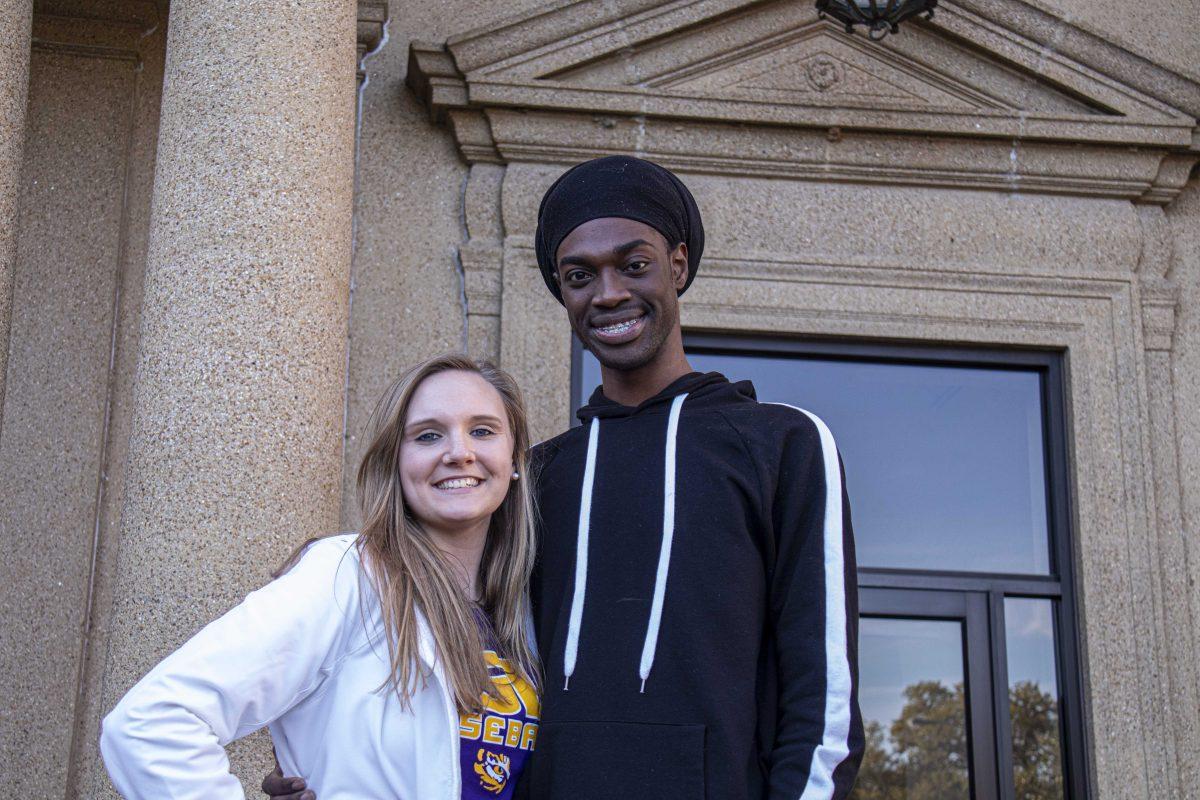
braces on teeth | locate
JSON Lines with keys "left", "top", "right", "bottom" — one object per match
{"left": 600, "top": 319, "right": 638, "bottom": 333}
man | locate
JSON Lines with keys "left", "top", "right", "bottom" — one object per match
{"left": 264, "top": 156, "right": 863, "bottom": 799}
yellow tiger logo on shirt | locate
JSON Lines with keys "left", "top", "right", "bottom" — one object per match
{"left": 473, "top": 748, "right": 511, "bottom": 794}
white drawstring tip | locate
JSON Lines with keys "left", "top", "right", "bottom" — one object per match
{"left": 563, "top": 676, "right": 571, "bottom": 691}
{"left": 639, "top": 678, "right": 647, "bottom": 693}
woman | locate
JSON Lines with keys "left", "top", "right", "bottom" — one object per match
{"left": 100, "top": 354, "right": 541, "bottom": 800}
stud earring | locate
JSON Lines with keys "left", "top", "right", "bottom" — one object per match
{"left": 512, "top": 471, "right": 520, "bottom": 480}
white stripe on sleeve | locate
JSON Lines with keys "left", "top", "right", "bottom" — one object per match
{"left": 768, "top": 403, "right": 852, "bottom": 800}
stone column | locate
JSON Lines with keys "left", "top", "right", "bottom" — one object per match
{"left": 92, "top": 0, "right": 357, "bottom": 793}
{"left": 0, "top": 0, "right": 32, "bottom": 425}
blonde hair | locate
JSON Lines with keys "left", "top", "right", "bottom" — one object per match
{"left": 281, "top": 354, "right": 538, "bottom": 712}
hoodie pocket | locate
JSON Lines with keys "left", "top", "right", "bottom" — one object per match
{"left": 529, "top": 720, "right": 705, "bottom": 800}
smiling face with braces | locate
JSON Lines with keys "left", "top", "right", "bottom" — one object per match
{"left": 555, "top": 217, "right": 690, "bottom": 377}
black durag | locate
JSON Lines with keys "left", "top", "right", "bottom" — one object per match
{"left": 534, "top": 156, "right": 705, "bottom": 304}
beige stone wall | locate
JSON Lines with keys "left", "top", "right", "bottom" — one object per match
{"left": 0, "top": 4, "right": 164, "bottom": 797}
{"left": 1031, "top": 0, "right": 1200, "bottom": 82}
{"left": 1167, "top": 176, "right": 1200, "bottom": 793}
{"left": 0, "top": 0, "right": 31, "bottom": 429}
{"left": 0, "top": 0, "right": 1197, "bottom": 797}
{"left": 341, "top": 0, "right": 547, "bottom": 526}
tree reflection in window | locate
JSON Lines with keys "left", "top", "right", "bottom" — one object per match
{"left": 1009, "top": 681, "right": 1063, "bottom": 800}
{"left": 853, "top": 680, "right": 1061, "bottom": 800}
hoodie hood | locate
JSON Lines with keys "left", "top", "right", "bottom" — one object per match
{"left": 577, "top": 370, "right": 756, "bottom": 423}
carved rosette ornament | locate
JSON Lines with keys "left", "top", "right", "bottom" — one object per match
{"left": 805, "top": 55, "right": 844, "bottom": 92}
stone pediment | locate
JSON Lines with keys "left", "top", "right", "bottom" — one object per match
{"left": 642, "top": 28, "right": 1008, "bottom": 112}
{"left": 409, "top": 0, "right": 1200, "bottom": 203}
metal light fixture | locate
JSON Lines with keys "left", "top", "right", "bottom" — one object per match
{"left": 816, "top": 0, "right": 938, "bottom": 40}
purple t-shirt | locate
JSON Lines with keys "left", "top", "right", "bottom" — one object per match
{"left": 458, "top": 649, "right": 539, "bottom": 798}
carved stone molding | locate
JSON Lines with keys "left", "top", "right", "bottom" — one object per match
{"left": 459, "top": 163, "right": 506, "bottom": 359}
{"left": 408, "top": 0, "right": 1200, "bottom": 204}
{"left": 357, "top": 0, "right": 387, "bottom": 81}
{"left": 951, "top": 0, "right": 1200, "bottom": 121}
{"left": 1138, "top": 154, "right": 1200, "bottom": 207}
{"left": 1141, "top": 279, "right": 1179, "bottom": 353}
{"left": 503, "top": 236, "right": 1179, "bottom": 797}
{"left": 1135, "top": 205, "right": 1173, "bottom": 278}
{"left": 408, "top": 43, "right": 465, "bottom": 121}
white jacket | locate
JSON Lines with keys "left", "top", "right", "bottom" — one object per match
{"left": 100, "top": 534, "right": 464, "bottom": 800}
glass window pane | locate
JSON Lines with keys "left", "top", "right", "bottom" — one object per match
{"left": 581, "top": 349, "right": 1052, "bottom": 574}
{"left": 854, "top": 617, "right": 970, "bottom": 800}
{"left": 1004, "top": 598, "right": 1065, "bottom": 800}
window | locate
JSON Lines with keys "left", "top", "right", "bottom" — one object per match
{"left": 574, "top": 335, "right": 1087, "bottom": 800}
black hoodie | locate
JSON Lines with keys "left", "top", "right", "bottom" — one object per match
{"left": 524, "top": 372, "right": 864, "bottom": 800}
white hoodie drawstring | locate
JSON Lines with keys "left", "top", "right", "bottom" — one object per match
{"left": 638, "top": 392, "right": 687, "bottom": 692}
{"left": 562, "top": 416, "right": 599, "bottom": 690}
{"left": 562, "top": 393, "right": 688, "bottom": 693}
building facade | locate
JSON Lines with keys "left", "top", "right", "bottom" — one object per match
{"left": 0, "top": 0, "right": 1198, "bottom": 797}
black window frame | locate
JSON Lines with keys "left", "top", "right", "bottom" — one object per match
{"left": 571, "top": 332, "right": 1090, "bottom": 800}
{"left": 858, "top": 587, "right": 997, "bottom": 798}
